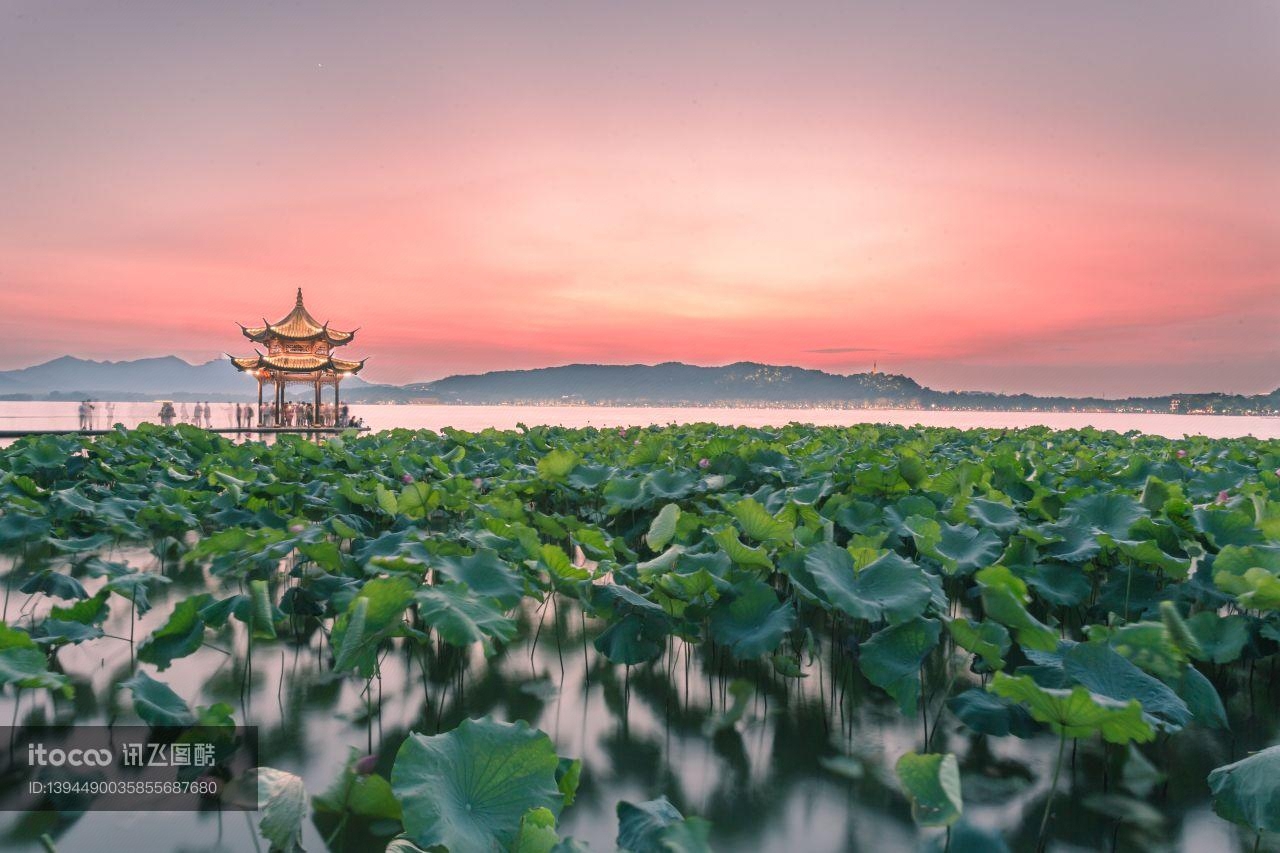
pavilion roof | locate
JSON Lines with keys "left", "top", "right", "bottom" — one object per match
{"left": 229, "top": 351, "right": 366, "bottom": 375}
{"left": 239, "top": 288, "right": 357, "bottom": 345}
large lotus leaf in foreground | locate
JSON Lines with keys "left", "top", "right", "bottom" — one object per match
{"left": 391, "top": 716, "right": 564, "bottom": 852}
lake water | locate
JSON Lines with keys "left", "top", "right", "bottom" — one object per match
{"left": 0, "top": 547, "right": 1262, "bottom": 853}
{"left": 2, "top": 400, "right": 1278, "bottom": 440}
{"left": 0, "top": 403, "right": 1273, "bottom": 851}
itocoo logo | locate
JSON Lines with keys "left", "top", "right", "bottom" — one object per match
{"left": 27, "top": 744, "right": 113, "bottom": 767}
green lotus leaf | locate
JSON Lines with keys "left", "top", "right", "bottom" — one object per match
{"left": 1061, "top": 642, "right": 1191, "bottom": 731}
{"left": 594, "top": 612, "right": 669, "bottom": 665}
{"left": 988, "top": 673, "right": 1155, "bottom": 744}
{"left": 248, "top": 579, "right": 278, "bottom": 641}
{"left": 48, "top": 590, "right": 109, "bottom": 626}
{"left": 712, "top": 527, "right": 773, "bottom": 571}
{"left": 537, "top": 449, "right": 579, "bottom": 481}
{"left": 0, "top": 636, "right": 72, "bottom": 697}
{"left": 801, "top": 543, "right": 932, "bottom": 625}
{"left": 32, "top": 619, "right": 102, "bottom": 646}
{"left": 1195, "top": 507, "right": 1261, "bottom": 549}
{"left": 1237, "top": 568, "right": 1280, "bottom": 611}
{"left": 434, "top": 550, "right": 523, "bottom": 608}
{"left": 1086, "top": 621, "right": 1187, "bottom": 681}
{"left": 616, "top": 796, "right": 709, "bottom": 853}
{"left": 1116, "top": 538, "right": 1191, "bottom": 578}
{"left": 1186, "top": 611, "right": 1250, "bottom": 664}
{"left": 121, "top": 670, "right": 195, "bottom": 727}
{"left": 19, "top": 570, "right": 87, "bottom": 601}
{"left": 908, "top": 517, "right": 1002, "bottom": 576}
{"left": 645, "top": 503, "right": 681, "bottom": 552}
{"left": 391, "top": 717, "right": 564, "bottom": 852}
{"left": 709, "top": 579, "right": 795, "bottom": 659}
{"left": 1061, "top": 493, "right": 1147, "bottom": 539}
{"left": 138, "top": 594, "right": 212, "bottom": 671}
{"left": 332, "top": 576, "right": 417, "bottom": 677}
{"left": 860, "top": 617, "right": 941, "bottom": 715}
{"left": 414, "top": 582, "right": 517, "bottom": 655}
{"left": 1208, "top": 745, "right": 1280, "bottom": 835}
{"left": 966, "top": 498, "right": 1022, "bottom": 534}
{"left": 948, "top": 618, "right": 1010, "bottom": 671}
{"left": 975, "top": 565, "right": 1057, "bottom": 652}
{"left": 1047, "top": 527, "right": 1105, "bottom": 567}
{"left": 1171, "top": 664, "right": 1229, "bottom": 730}
{"left": 895, "top": 752, "right": 963, "bottom": 827}
{"left": 729, "top": 498, "right": 794, "bottom": 544}
{"left": 1019, "top": 562, "right": 1091, "bottom": 608}
{"left": 947, "top": 688, "right": 1038, "bottom": 737}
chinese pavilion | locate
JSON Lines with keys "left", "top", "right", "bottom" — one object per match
{"left": 228, "top": 289, "right": 365, "bottom": 426}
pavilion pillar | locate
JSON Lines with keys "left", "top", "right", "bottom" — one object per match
{"left": 314, "top": 380, "right": 321, "bottom": 426}
{"left": 256, "top": 377, "right": 263, "bottom": 428}
{"left": 334, "top": 379, "right": 341, "bottom": 426}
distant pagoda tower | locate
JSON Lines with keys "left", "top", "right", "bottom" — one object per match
{"left": 228, "top": 288, "right": 366, "bottom": 426}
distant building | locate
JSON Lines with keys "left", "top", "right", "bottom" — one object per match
{"left": 228, "top": 289, "right": 365, "bottom": 426}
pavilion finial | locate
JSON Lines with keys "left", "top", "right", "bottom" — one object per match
{"left": 296, "top": 287, "right": 305, "bottom": 308}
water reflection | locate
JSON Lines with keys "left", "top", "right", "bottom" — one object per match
{"left": 0, "top": 546, "right": 1268, "bottom": 852}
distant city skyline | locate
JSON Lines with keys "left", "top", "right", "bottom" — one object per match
{"left": 1, "top": 2, "right": 1277, "bottom": 396}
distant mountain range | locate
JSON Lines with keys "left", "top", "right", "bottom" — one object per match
{"left": 0, "top": 356, "right": 1275, "bottom": 415}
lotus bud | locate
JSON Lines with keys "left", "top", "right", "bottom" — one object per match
{"left": 354, "top": 754, "right": 377, "bottom": 776}
{"left": 401, "top": 473, "right": 414, "bottom": 484}
{"left": 698, "top": 458, "right": 710, "bottom": 469}
{"left": 472, "top": 477, "right": 484, "bottom": 489}
{"left": 1216, "top": 490, "right": 1229, "bottom": 505}
{"left": 288, "top": 523, "right": 305, "bottom": 534}
{"left": 1176, "top": 449, "right": 1187, "bottom": 459}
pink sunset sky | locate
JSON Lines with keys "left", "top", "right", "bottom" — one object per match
{"left": 0, "top": 2, "right": 1277, "bottom": 396}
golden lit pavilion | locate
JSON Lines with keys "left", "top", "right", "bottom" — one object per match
{"left": 228, "top": 289, "right": 365, "bottom": 426}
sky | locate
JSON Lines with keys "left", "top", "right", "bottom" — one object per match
{"left": 0, "top": 1, "right": 1277, "bottom": 396}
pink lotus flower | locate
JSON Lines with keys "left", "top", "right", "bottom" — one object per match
{"left": 634, "top": 439, "right": 641, "bottom": 446}
{"left": 472, "top": 477, "right": 484, "bottom": 489}
{"left": 288, "top": 523, "right": 306, "bottom": 534}
{"left": 1274, "top": 468, "right": 1280, "bottom": 478}
{"left": 698, "top": 458, "right": 710, "bottom": 469}
{"left": 354, "top": 754, "right": 377, "bottom": 776}
{"left": 401, "top": 473, "right": 414, "bottom": 484}
{"left": 1216, "top": 490, "right": 1230, "bottom": 505}
{"left": 1176, "top": 449, "right": 1187, "bottom": 459}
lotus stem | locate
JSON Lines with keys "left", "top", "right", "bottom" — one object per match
{"left": 1038, "top": 730, "right": 1068, "bottom": 851}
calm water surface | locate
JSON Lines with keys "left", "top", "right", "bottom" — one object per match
{"left": 0, "top": 550, "right": 1265, "bottom": 853}
{"left": 1, "top": 400, "right": 1277, "bottom": 439}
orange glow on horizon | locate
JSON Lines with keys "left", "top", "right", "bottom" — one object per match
{"left": 0, "top": 3, "right": 1276, "bottom": 396}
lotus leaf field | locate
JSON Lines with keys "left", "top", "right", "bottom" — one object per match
{"left": 2, "top": 422, "right": 1280, "bottom": 851}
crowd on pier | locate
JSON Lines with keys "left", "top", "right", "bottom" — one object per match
{"left": 152, "top": 400, "right": 361, "bottom": 430}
